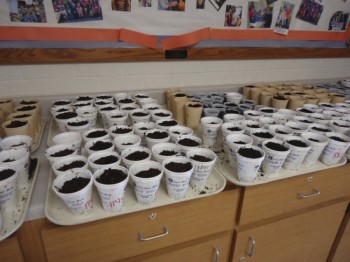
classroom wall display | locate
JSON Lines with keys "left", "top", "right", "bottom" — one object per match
{"left": 1, "top": 0, "right": 350, "bottom": 48}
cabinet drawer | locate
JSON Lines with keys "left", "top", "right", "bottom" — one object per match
{"left": 41, "top": 189, "right": 238, "bottom": 262}
{"left": 238, "top": 164, "right": 350, "bottom": 225}
{"left": 0, "top": 235, "right": 24, "bottom": 262}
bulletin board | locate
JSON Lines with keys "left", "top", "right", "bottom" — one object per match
{"left": 0, "top": 0, "right": 350, "bottom": 64}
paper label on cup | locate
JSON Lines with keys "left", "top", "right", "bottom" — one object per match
{"left": 190, "top": 165, "right": 213, "bottom": 189}
{"left": 237, "top": 161, "right": 261, "bottom": 182}
{"left": 0, "top": 185, "right": 16, "bottom": 204}
{"left": 203, "top": 129, "right": 219, "bottom": 147}
{"left": 133, "top": 181, "right": 159, "bottom": 205}
{"left": 98, "top": 190, "right": 125, "bottom": 212}
{"left": 263, "top": 154, "right": 286, "bottom": 174}
{"left": 166, "top": 176, "right": 190, "bottom": 199}
{"left": 64, "top": 196, "right": 92, "bottom": 214}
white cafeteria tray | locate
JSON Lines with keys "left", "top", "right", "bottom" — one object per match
{"left": 31, "top": 119, "right": 46, "bottom": 152}
{"left": 45, "top": 166, "right": 226, "bottom": 226}
{"left": 0, "top": 158, "right": 40, "bottom": 241}
{"left": 215, "top": 151, "right": 347, "bottom": 187}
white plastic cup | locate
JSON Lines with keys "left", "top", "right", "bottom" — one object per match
{"left": 259, "top": 117, "right": 281, "bottom": 129}
{"left": 226, "top": 92, "right": 243, "bottom": 104}
{"left": 142, "top": 103, "right": 162, "bottom": 113}
{"left": 163, "top": 156, "right": 194, "bottom": 199}
{"left": 133, "top": 121, "right": 157, "bottom": 147}
{"left": 203, "top": 108, "right": 220, "bottom": 117}
{"left": 226, "top": 133, "right": 253, "bottom": 169}
{"left": 329, "top": 120, "right": 350, "bottom": 135}
{"left": 243, "top": 110, "right": 263, "bottom": 121}
{"left": 236, "top": 145, "right": 265, "bottom": 182}
{"left": 52, "top": 155, "right": 88, "bottom": 177}
{"left": 82, "top": 128, "right": 110, "bottom": 144}
{"left": 308, "top": 123, "right": 333, "bottom": 135}
{"left": 129, "top": 160, "right": 163, "bottom": 205}
{"left": 310, "top": 113, "right": 332, "bottom": 126}
{"left": 282, "top": 136, "right": 311, "bottom": 170}
{"left": 0, "top": 166, "right": 18, "bottom": 210}
{"left": 151, "top": 109, "right": 173, "bottom": 122}
{"left": 114, "top": 134, "right": 142, "bottom": 153}
{"left": 45, "top": 144, "right": 79, "bottom": 166}
{"left": 108, "top": 124, "right": 134, "bottom": 140}
{"left": 168, "top": 125, "right": 193, "bottom": 143}
{"left": 151, "top": 142, "right": 182, "bottom": 164}
{"left": 84, "top": 138, "right": 115, "bottom": 156}
{"left": 186, "top": 148, "right": 217, "bottom": 190}
{"left": 155, "top": 118, "right": 178, "bottom": 131}
{"left": 65, "top": 117, "right": 90, "bottom": 138}
{"left": 99, "top": 105, "right": 119, "bottom": 129}
{"left": 242, "top": 120, "right": 264, "bottom": 135}
{"left": 0, "top": 135, "right": 32, "bottom": 151}
{"left": 321, "top": 132, "right": 350, "bottom": 166}
{"left": 52, "top": 168, "right": 93, "bottom": 215}
{"left": 221, "top": 122, "right": 245, "bottom": 153}
{"left": 175, "top": 134, "right": 202, "bottom": 153}
{"left": 106, "top": 110, "right": 128, "bottom": 128}
{"left": 52, "top": 131, "right": 82, "bottom": 153}
{"left": 54, "top": 111, "right": 78, "bottom": 132}
{"left": 262, "top": 139, "right": 290, "bottom": 175}
{"left": 88, "top": 151, "right": 121, "bottom": 173}
{"left": 251, "top": 128, "right": 275, "bottom": 148}
{"left": 93, "top": 166, "right": 129, "bottom": 212}
{"left": 121, "top": 146, "right": 152, "bottom": 169}
{"left": 223, "top": 113, "right": 245, "bottom": 123}
{"left": 130, "top": 109, "right": 151, "bottom": 124}
{"left": 200, "top": 116, "right": 223, "bottom": 151}
{"left": 269, "top": 124, "right": 294, "bottom": 140}
{"left": 145, "top": 129, "right": 170, "bottom": 149}
{"left": 301, "top": 132, "right": 329, "bottom": 166}
{"left": 285, "top": 121, "right": 309, "bottom": 136}
{"left": 76, "top": 106, "right": 98, "bottom": 128}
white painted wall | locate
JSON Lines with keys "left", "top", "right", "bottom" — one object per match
{"left": 0, "top": 58, "right": 349, "bottom": 99}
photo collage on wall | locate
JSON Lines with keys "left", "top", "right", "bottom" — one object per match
{"left": 248, "top": 0, "right": 274, "bottom": 28}
{"left": 8, "top": 0, "right": 47, "bottom": 23}
{"left": 274, "top": 1, "right": 295, "bottom": 35}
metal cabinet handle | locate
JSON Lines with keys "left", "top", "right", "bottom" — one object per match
{"left": 213, "top": 245, "right": 220, "bottom": 262}
{"left": 245, "top": 236, "right": 256, "bottom": 257}
{"left": 297, "top": 188, "right": 320, "bottom": 199}
{"left": 138, "top": 225, "right": 169, "bottom": 241}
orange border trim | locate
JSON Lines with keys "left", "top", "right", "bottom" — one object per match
{"left": 161, "top": 28, "right": 210, "bottom": 50}
{"left": 119, "top": 28, "right": 158, "bottom": 49}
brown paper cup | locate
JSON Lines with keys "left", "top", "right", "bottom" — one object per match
{"left": 8, "top": 112, "right": 36, "bottom": 139}
{"left": 185, "top": 102, "right": 203, "bottom": 130}
{"left": 260, "top": 92, "right": 274, "bottom": 107}
{"left": 287, "top": 96, "right": 306, "bottom": 110}
{"left": 14, "top": 105, "right": 41, "bottom": 133}
{"left": 166, "top": 88, "right": 182, "bottom": 113}
{"left": 330, "top": 93, "right": 346, "bottom": 103}
{"left": 242, "top": 85, "right": 256, "bottom": 99}
{"left": 250, "top": 87, "right": 264, "bottom": 104}
{"left": 303, "top": 95, "right": 318, "bottom": 105}
{"left": 0, "top": 99, "right": 13, "bottom": 116}
{"left": 173, "top": 93, "right": 188, "bottom": 125}
{"left": 272, "top": 97, "right": 289, "bottom": 109}
{"left": 2, "top": 119, "right": 30, "bottom": 137}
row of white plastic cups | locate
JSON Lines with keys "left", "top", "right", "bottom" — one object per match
{"left": 52, "top": 148, "right": 217, "bottom": 214}
{"left": 224, "top": 131, "right": 350, "bottom": 182}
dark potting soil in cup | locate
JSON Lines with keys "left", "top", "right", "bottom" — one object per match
{"left": 321, "top": 104, "right": 333, "bottom": 107}
{"left": 29, "top": 158, "right": 38, "bottom": 180}
{"left": 237, "top": 147, "right": 262, "bottom": 158}
{"left": 123, "top": 107, "right": 137, "bottom": 111}
{"left": 11, "top": 142, "right": 26, "bottom": 147}
{"left": 147, "top": 131, "right": 169, "bottom": 139}
{"left": 175, "top": 93, "right": 186, "bottom": 97}
{"left": 94, "top": 155, "right": 119, "bottom": 165}
{"left": 159, "top": 150, "right": 178, "bottom": 156}
{"left": 299, "top": 120, "right": 314, "bottom": 123}
{"left": 247, "top": 113, "right": 258, "bottom": 116}
{"left": 3, "top": 158, "right": 15, "bottom": 162}
{"left": 287, "top": 140, "right": 308, "bottom": 147}
{"left": 155, "top": 112, "right": 171, "bottom": 117}
{"left": 58, "top": 160, "right": 86, "bottom": 171}
{"left": 172, "top": 131, "right": 181, "bottom": 135}
{"left": 135, "top": 168, "right": 161, "bottom": 178}
{"left": 56, "top": 108, "right": 69, "bottom": 113}
{"left": 208, "top": 122, "right": 219, "bottom": 124}
{"left": 100, "top": 107, "right": 116, "bottom": 111}
{"left": 311, "top": 126, "right": 330, "bottom": 132}
{"left": 132, "top": 112, "right": 149, "bottom": 117}
{"left": 254, "top": 132, "right": 274, "bottom": 138}
{"left": 6, "top": 120, "right": 27, "bottom": 128}
{"left": 147, "top": 107, "right": 159, "bottom": 111}
{"left": 139, "top": 127, "right": 150, "bottom": 130}
{"left": 159, "top": 120, "right": 177, "bottom": 126}
{"left": 68, "top": 120, "right": 89, "bottom": 126}
{"left": 165, "top": 162, "right": 192, "bottom": 172}
{"left": 110, "top": 114, "right": 124, "bottom": 118}
{"left": 290, "top": 127, "right": 301, "bottom": 130}
{"left": 112, "top": 127, "right": 132, "bottom": 134}
{"left": 247, "top": 124, "right": 260, "bottom": 128}
{"left": 265, "top": 142, "right": 289, "bottom": 151}
{"left": 51, "top": 149, "right": 75, "bottom": 157}
{"left": 135, "top": 95, "right": 148, "bottom": 99}
{"left": 14, "top": 114, "right": 31, "bottom": 118}
{"left": 53, "top": 100, "right": 70, "bottom": 106}
{"left": 56, "top": 112, "right": 77, "bottom": 120}
{"left": 95, "top": 101, "right": 109, "bottom": 106}
{"left": 308, "top": 138, "right": 320, "bottom": 143}
{"left": 0, "top": 169, "right": 16, "bottom": 181}
{"left": 20, "top": 100, "right": 36, "bottom": 105}
{"left": 0, "top": 100, "right": 11, "bottom": 104}
{"left": 59, "top": 177, "right": 90, "bottom": 194}
{"left": 273, "top": 95, "right": 287, "bottom": 100}
{"left": 87, "top": 130, "right": 108, "bottom": 138}
{"left": 260, "top": 109, "right": 274, "bottom": 113}
{"left": 334, "top": 122, "right": 350, "bottom": 128}
{"left": 299, "top": 108, "right": 313, "bottom": 113}
{"left": 17, "top": 106, "right": 36, "bottom": 111}
{"left": 75, "top": 103, "right": 91, "bottom": 108}
{"left": 189, "top": 103, "right": 202, "bottom": 108}
{"left": 96, "top": 168, "right": 127, "bottom": 184}
{"left": 118, "top": 98, "right": 134, "bottom": 104}
{"left": 178, "top": 138, "right": 200, "bottom": 147}
{"left": 329, "top": 136, "right": 346, "bottom": 143}
{"left": 126, "top": 151, "right": 149, "bottom": 161}
{"left": 333, "top": 94, "right": 345, "bottom": 97}
{"left": 227, "top": 126, "right": 242, "bottom": 131}
{"left": 233, "top": 141, "right": 246, "bottom": 144}
{"left": 190, "top": 154, "right": 212, "bottom": 162}
{"left": 96, "top": 95, "right": 112, "bottom": 100}
{"left": 77, "top": 96, "right": 93, "bottom": 101}
{"left": 122, "top": 142, "right": 134, "bottom": 145}
{"left": 275, "top": 129, "right": 288, "bottom": 134}
{"left": 90, "top": 141, "right": 112, "bottom": 151}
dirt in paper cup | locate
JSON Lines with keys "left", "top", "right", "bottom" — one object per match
{"left": 321, "top": 133, "right": 350, "bottom": 166}
{"left": 301, "top": 132, "right": 329, "bottom": 166}
{"left": 236, "top": 145, "right": 265, "bottom": 182}
{"left": 0, "top": 166, "right": 18, "bottom": 210}
{"left": 282, "top": 136, "right": 311, "bottom": 170}
{"left": 262, "top": 139, "right": 290, "bottom": 176}
{"left": 226, "top": 133, "right": 253, "bottom": 169}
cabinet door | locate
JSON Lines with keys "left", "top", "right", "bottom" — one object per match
{"left": 0, "top": 235, "right": 24, "bottom": 262}
{"left": 332, "top": 210, "right": 350, "bottom": 262}
{"left": 232, "top": 201, "right": 348, "bottom": 262}
{"left": 132, "top": 231, "right": 232, "bottom": 262}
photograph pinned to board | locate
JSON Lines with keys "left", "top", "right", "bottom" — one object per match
{"left": 274, "top": 1, "right": 295, "bottom": 35}
{"left": 112, "top": 0, "right": 131, "bottom": 11}
{"left": 158, "top": 0, "right": 185, "bottom": 11}
{"left": 139, "top": 0, "right": 151, "bottom": 7}
{"left": 296, "top": 0, "right": 323, "bottom": 26}
{"left": 196, "top": 0, "right": 205, "bottom": 9}
{"left": 8, "top": 0, "right": 47, "bottom": 23}
{"left": 51, "top": 0, "right": 103, "bottom": 23}
{"left": 224, "top": 5, "right": 242, "bottom": 27}
{"left": 328, "top": 11, "right": 349, "bottom": 31}
{"left": 248, "top": 0, "right": 274, "bottom": 28}
{"left": 209, "top": 0, "right": 226, "bottom": 11}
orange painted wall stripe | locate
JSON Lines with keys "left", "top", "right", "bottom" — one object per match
{"left": 0, "top": 26, "right": 120, "bottom": 42}
{"left": 119, "top": 28, "right": 158, "bottom": 49}
{"left": 161, "top": 28, "right": 210, "bottom": 50}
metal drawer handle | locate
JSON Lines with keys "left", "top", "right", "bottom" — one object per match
{"left": 138, "top": 225, "right": 169, "bottom": 241}
{"left": 297, "top": 188, "right": 320, "bottom": 199}
{"left": 213, "top": 245, "right": 220, "bottom": 262}
{"left": 245, "top": 236, "right": 256, "bottom": 257}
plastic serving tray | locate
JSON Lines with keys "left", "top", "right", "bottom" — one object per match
{"left": 0, "top": 158, "right": 40, "bottom": 241}
{"left": 215, "top": 151, "right": 347, "bottom": 187}
{"left": 31, "top": 119, "right": 46, "bottom": 152}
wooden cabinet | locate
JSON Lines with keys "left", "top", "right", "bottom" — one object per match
{"left": 0, "top": 234, "right": 24, "bottom": 262}
{"left": 231, "top": 164, "right": 350, "bottom": 262}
